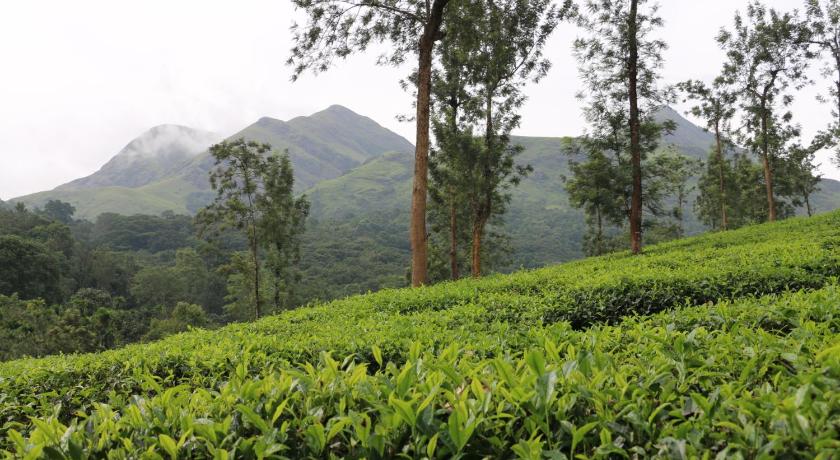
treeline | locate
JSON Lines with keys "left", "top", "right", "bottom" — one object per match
{"left": 290, "top": 0, "right": 840, "bottom": 280}
{"left": 0, "top": 186, "right": 420, "bottom": 360}
{"left": 0, "top": 198, "right": 416, "bottom": 360}
{"left": 561, "top": 1, "right": 829, "bottom": 256}
{"left": 0, "top": 202, "right": 230, "bottom": 360}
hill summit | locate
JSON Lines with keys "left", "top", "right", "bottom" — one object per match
{"left": 12, "top": 106, "right": 414, "bottom": 219}
{"left": 58, "top": 125, "right": 223, "bottom": 190}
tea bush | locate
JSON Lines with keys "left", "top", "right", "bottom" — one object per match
{"left": 4, "top": 286, "right": 840, "bottom": 458}
{"left": 1, "top": 212, "right": 840, "bottom": 457}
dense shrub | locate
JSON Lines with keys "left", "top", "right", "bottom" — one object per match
{"left": 3, "top": 286, "right": 840, "bottom": 457}
{"left": 1, "top": 212, "right": 840, "bottom": 456}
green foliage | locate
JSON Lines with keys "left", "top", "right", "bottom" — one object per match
{"left": 1, "top": 211, "right": 839, "bottom": 456}
{"left": 803, "top": 0, "right": 840, "bottom": 163}
{"left": 429, "top": 0, "right": 553, "bottom": 278}
{"left": 3, "top": 284, "right": 840, "bottom": 457}
{"left": 646, "top": 149, "right": 702, "bottom": 237}
{"left": 0, "top": 235, "right": 62, "bottom": 303}
{"left": 144, "top": 302, "right": 210, "bottom": 341}
{"left": 90, "top": 211, "right": 196, "bottom": 252}
{"left": 40, "top": 200, "right": 76, "bottom": 225}
{"left": 0, "top": 296, "right": 57, "bottom": 361}
{"left": 572, "top": 0, "right": 676, "bottom": 253}
{"left": 0, "top": 290, "right": 133, "bottom": 360}
{"left": 718, "top": 1, "right": 814, "bottom": 220}
{"left": 259, "top": 154, "right": 310, "bottom": 311}
{"left": 198, "top": 139, "right": 309, "bottom": 320}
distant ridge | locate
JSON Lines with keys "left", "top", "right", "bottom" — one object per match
{"left": 12, "top": 106, "right": 414, "bottom": 219}
{"left": 11, "top": 105, "right": 840, "bottom": 271}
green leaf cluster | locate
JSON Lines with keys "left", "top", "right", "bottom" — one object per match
{"left": 1, "top": 211, "right": 840, "bottom": 456}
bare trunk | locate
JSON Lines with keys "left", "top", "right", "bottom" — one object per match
{"left": 805, "top": 192, "right": 813, "bottom": 217}
{"left": 449, "top": 196, "right": 459, "bottom": 280}
{"left": 467, "top": 92, "right": 495, "bottom": 279}
{"left": 410, "top": 0, "right": 449, "bottom": 287}
{"left": 273, "top": 265, "right": 282, "bottom": 311}
{"left": 677, "top": 191, "right": 685, "bottom": 238}
{"left": 250, "top": 229, "right": 261, "bottom": 320}
{"left": 596, "top": 205, "right": 604, "bottom": 255}
{"left": 760, "top": 112, "right": 776, "bottom": 221}
{"left": 714, "top": 124, "right": 728, "bottom": 230}
{"left": 410, "top": 40, "right": 432, "bottom": 287}
{"left": 470, "top": 221, "right": 484, "bottom": 278}
{"left": 628, "top": 0, "right": 643, "bottom": 254}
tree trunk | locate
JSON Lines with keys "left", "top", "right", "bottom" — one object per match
{"left": 273, "top": 264, "right": 282, "bottom": 311}
{"left": 250, "top": 228, "right": 261, "bottom": 320}
{"left": 677, "top": 191, "right": 685, "bottom": 238}
{"left": 805, "top": 192, "right": 813, "bottom": 217}
{"left": 596, "top": 205, "right": 604, "bottom": 255}
{"left": 449, "top": 196, "right": 460, "bottom": 280}
{"left": 470, "top": 221, "right": 484, "bottom": 278}
{"left": 760, "top": 112, "right": 776, "bottom": 221}
{"left": 468, "top": 92, "right": 495, "bottom": 279}
{"left": 627, "top": 0, "right": 643, "bottom": 254}
{"left": 714, "top": 124, "right": 728, "bottom": 230}
{"left": 410, "top": 0, "right": 449, "bottom": 287}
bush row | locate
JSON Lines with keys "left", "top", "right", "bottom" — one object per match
{"left": 1, "top": 212, "right": 839, "bottom": 447}
{"left": 4, "top": 285, "right": 840, "bottom": 458}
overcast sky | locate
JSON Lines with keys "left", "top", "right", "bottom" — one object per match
{"left": 1, "top": 0, "right": 838, "bottom": 200}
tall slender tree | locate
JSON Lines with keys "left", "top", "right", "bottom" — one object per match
{"left": 574, "top": 0, "right": 672, "bottom": 253}
{"left": 678, "top": 78, "right": 737, "bottom": 230}
{"left": 428, "top": 4, "right": 479, "bottom": 281}
{"left": 718, "top": 1, "right": 813, "bottom": 221}
{"left": 646, "top": 150, "right": 701, "bottom": 238}
{"left": 564, "top": 149, "right": 624, "bottom": 256}
{"left": 289, "top": 0, "right": 454, "bottom": 287}
{"left": 776, "top": 128, "right": 827, "bottom": 216}
{"left": 804, "top": 0, "right": 840, "bottom": 163}
{"left": 259, "top": 155, "right": 310, "bottom": 311}
{"left": 197, "top": 140, "right": 269, "bottom": 319}
{"left": 428, "top": 0, "right": 559, "bottom": 278}
{"left": 197, "top": 140, "right": 309, "bottom": 320}
{"left": 695, "top": 153, "right": 736, "bottom": 230}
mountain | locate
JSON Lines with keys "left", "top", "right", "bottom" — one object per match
{"left": 57, "top": 125, "right": 223, "bottom": 191}
{"left": 303, "top": 107, "right": 840, "bottom": 273}
{"left": 12, "top": 105, "right": 840, "bottom": 281}
{"left": 13, "top": 106, "right": 414, "bottom": 220}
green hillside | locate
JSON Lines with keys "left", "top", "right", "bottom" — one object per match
{"left": 304, "top": 133, "right": 840, "bottom": 272}
{"left": 2, "top": 211, "right": 839, "bottom": 457}
{"left": 12, "top": 106, "right": 413, "bottom": 220}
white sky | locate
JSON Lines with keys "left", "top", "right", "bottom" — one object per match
{"left": 1, "top": 0, "right": 838, "bottom": 200}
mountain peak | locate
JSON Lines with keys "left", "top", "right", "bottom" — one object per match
{"left": 118, "top": 124, "right": 221, "bottom": 159}
{"left": 655, "top": 105, "right": 716, "bottom": 159}
{"left": 323, "top": 104, "right": 355, "bottom": 113}
{"left": 54, "top": 124, "right": 222, "bottom": 191}
{"left": 256, "top": 116, "right": 284, "bottom": 126}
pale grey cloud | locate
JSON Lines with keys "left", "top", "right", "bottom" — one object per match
{"left": 0, "top": 0, "right": 837, "bottom": 200}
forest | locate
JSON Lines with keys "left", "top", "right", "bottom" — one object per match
{"left": 3, "top": 0, "right": 840, "bottom": 456}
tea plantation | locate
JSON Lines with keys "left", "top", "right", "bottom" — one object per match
{"left": 2, "top": 212, "right": 840, "bottom": 458}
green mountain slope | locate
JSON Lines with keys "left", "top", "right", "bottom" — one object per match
{"left": 2, "top": 211, "right": 840, "bottom": 456}
{"left": 304, "top": 107, "right": 840, "bottom": 271}
{"left": 12, "top": 106, "right": 414, "bottom": 220}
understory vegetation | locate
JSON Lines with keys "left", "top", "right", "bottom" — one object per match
{"left": 1, "top": 211, "right": 839, "bottom": 457}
